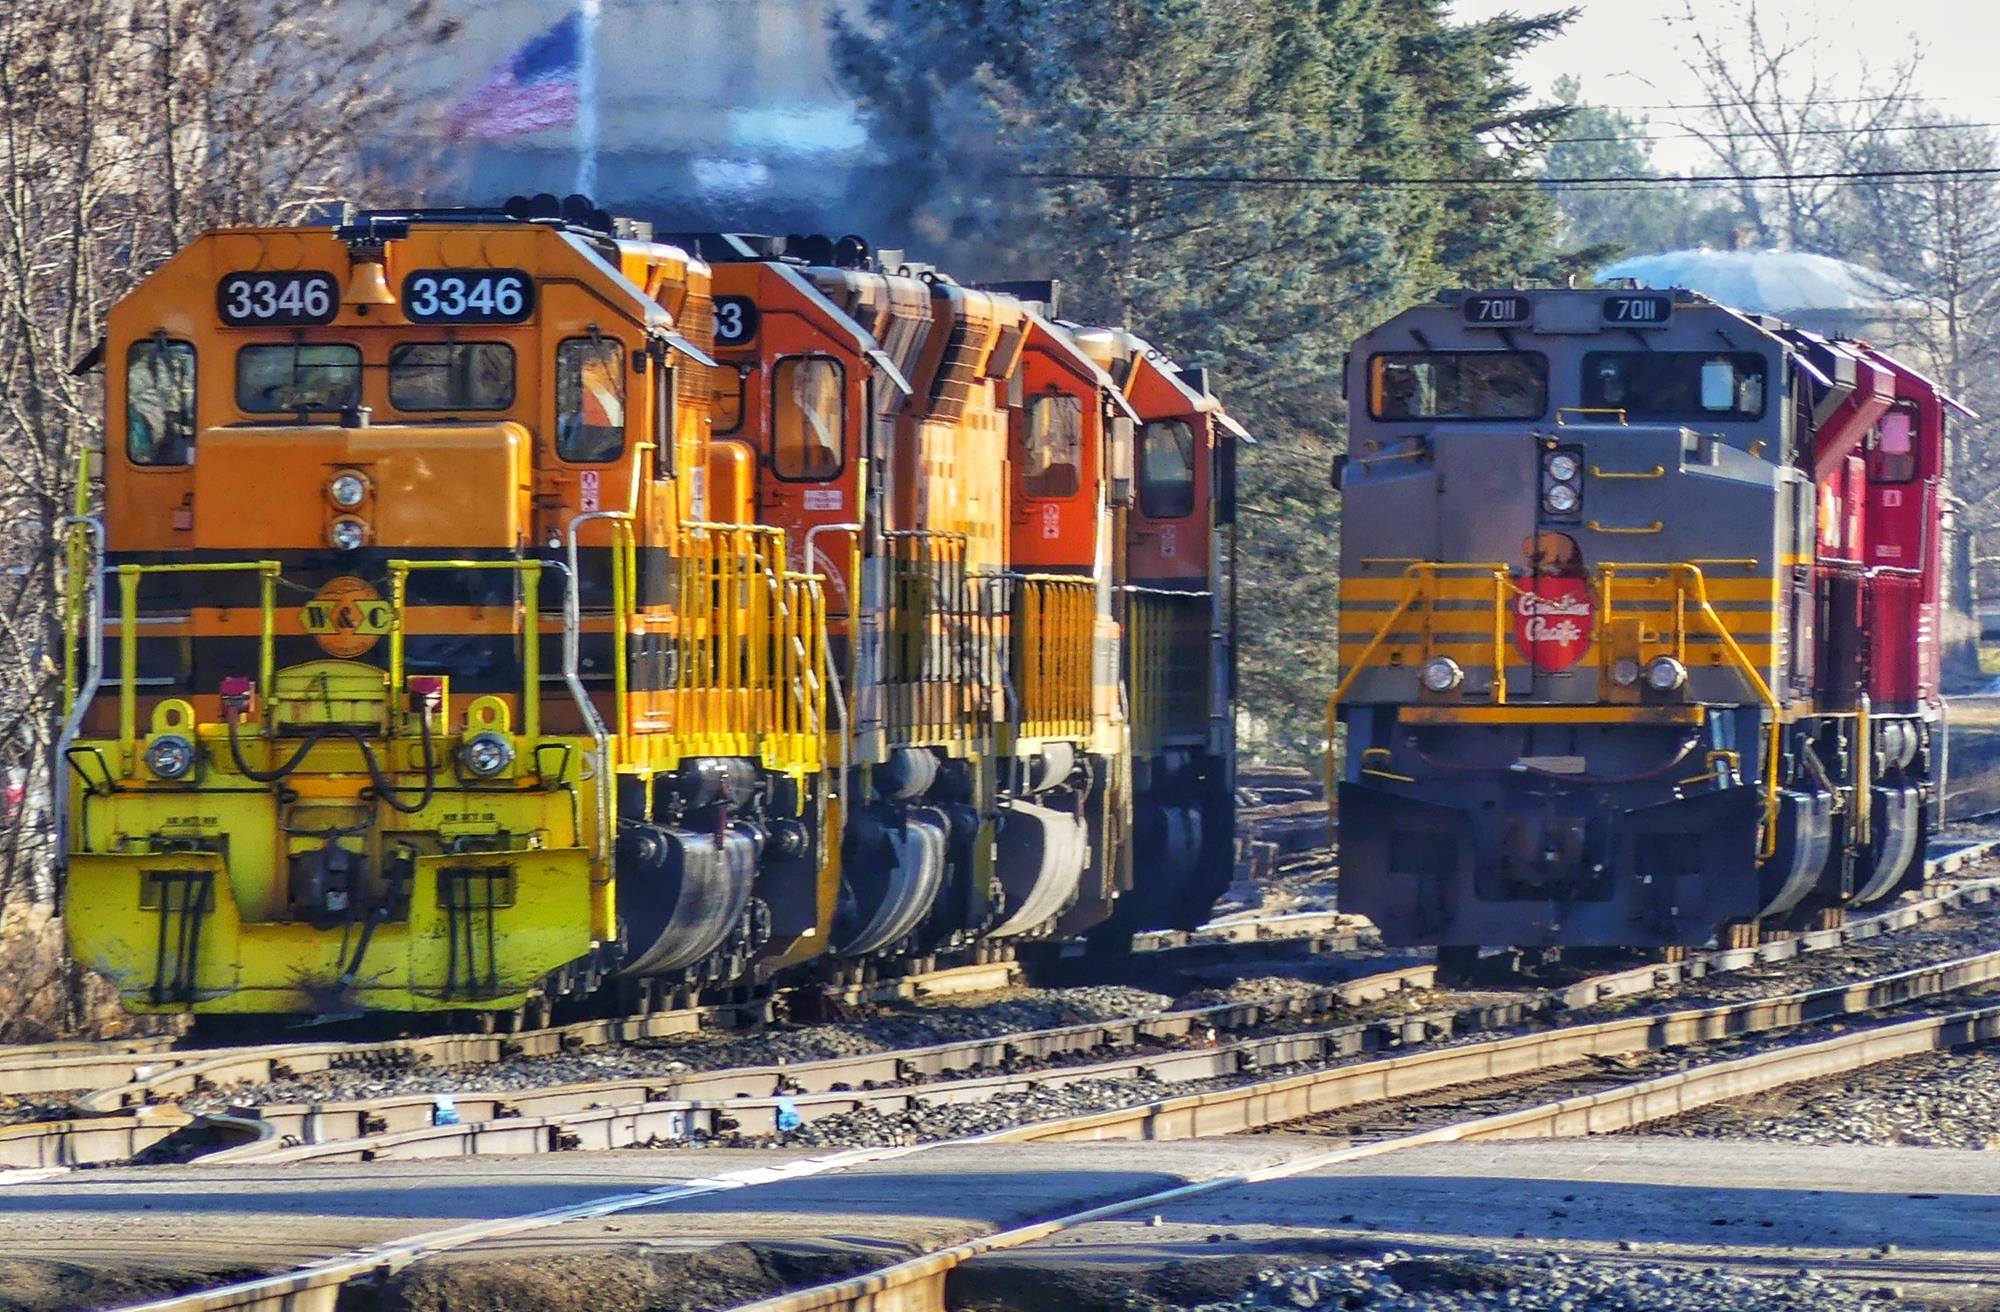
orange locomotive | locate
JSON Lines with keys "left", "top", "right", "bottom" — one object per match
{"left": 61, "top": 199, "right": 1240, "bottom": 1016}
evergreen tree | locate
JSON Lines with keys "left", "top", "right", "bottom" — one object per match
{"left": 832, "top": 0, "right": 1576, "bottom": 761}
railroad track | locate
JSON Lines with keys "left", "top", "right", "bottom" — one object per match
{"left": 86, "top": 898, "right": 2000, "bottom": 1312}
{"left": 11, "top": 840, "right": 1997, "bottom": 1174}
{"left": 0, "top": 908, "right": 1364, "bottom": 1111}
{"left": 0, "top": 957, "right": 1028, "bottom": 1105}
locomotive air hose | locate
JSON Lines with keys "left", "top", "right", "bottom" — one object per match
{"left": 225, "top": 704, "right": 437, "bottom": 815}
{"left": 353, "top": 712, "right": 436, "bottom": 816}
{"left": 225, "top": 708, "right": 327, "bottom": 782}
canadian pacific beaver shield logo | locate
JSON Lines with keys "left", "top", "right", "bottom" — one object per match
{"left": 1514, "top": 532, "right": 1593, "bottom": 672}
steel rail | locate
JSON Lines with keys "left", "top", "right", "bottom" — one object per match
{"left": 98, "top": 921, "right": 2000, "bottom": 1173}
{"left": 0, "top": 959, "right": 1023, "bottom": 1107}
{"left": 98, "top": 919, "right": 2000, "bottom": 1312}
{"left": 726, "top": 1000, "right": 2000, "bottom": 1312}
{"left": 4, "top": 964, "right": 1441, "bottom": 1169}
{"left": 16, "top": 838, "right": 1986, "bottom": 1109}
{"left": 12, "top": 844, "right": 1998, "bottom": 1170}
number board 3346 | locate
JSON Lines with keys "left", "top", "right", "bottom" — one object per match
{"left": 218, "top": 272, "right": 339, "bottom": 326}
{"left": 401, "top": 269, "right": 535, "bottom": 324}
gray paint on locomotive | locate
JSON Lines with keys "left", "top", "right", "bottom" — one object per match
{"left": 1334, "top": 288, "right": 1823, "bottom": 948}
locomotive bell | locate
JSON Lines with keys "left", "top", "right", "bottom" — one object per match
{"left": 344, "top": 254, "right": 396, "bottom": 307}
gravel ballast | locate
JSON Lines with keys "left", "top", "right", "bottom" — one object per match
{"left": 1645, "top": 1044, "right": 2000, "bottom": 1150}
{"left": 1169, "top": 1252, "right": 1920, "bottom": 1312}
{"left": 188, "top": 985, "right": 1177, "bottom": 1110}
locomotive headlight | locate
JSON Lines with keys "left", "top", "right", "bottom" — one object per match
{"left": 1546, "top": 453, "right": 1581, "bottom": 483}
{"left": 1610, "top": 657, "right": 1642, "bottom": 687}
{"left": 1543, "top": 482, "right": 1581, "bottom": 515}
{"left": 327, "top": 471, "right": 369, "bottom": 509}
{"left": 1420, "top": 656, "right": 1464, "bottom": 693}
{"left": 460, "top": 731, "right": 515, "bottom": 778}
{"left": 329, "top": 517, "right": 368, "bottom": 552}
{"left": 1645, "top": 656, "right": 1689, "bottom": 691}
{"left": 145, "top": 733, "right": 196, "bottom": 780}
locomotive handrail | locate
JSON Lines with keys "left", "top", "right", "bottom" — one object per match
{"left": 55, "top": 515, "right": 104, "bottom": 865}
{"left": 1594, "top": 561, "right": 1782, "bottom": 859}
{"left": 1330, "top": 560, "right": 1515, "bottom": 710}
{"left": 1329, "top": 558, "right": 1782, "bottom": 858}
{"left": 566, "top": 510, "right": 630, "bottom": 879}
{"left": 803, "top": 521, "right": 862, "bottom": 816}
{"left": 1555, "top": 407, "right": 1628, "bottom": 425}
{"left": 385, "top": 559, "right": 548, "bottom": 745}
{"left": 111, "top": 560, "right": 281, "bottom": 759}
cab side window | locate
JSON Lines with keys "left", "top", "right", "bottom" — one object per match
{"left": 1023, "top": 393, "right": 1082, "bottom": 498}
{"left": 772, "top": 356, "right": 844, "bottom": 480}
{"left": 1138, "top": 418, "right": 1196, "bottom": 518}
{"left": 557, "top": 338, "right": 626, "bottom": 462}
{"left": 1869, "top": 407, "right": 1919, "bottom": 483}
{"left": 127, "top": 339, "right": 196, "bottom": 466}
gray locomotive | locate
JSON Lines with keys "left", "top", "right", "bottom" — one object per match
{"left": 1332, "top": 288, "right": 1951, "bottom": 950}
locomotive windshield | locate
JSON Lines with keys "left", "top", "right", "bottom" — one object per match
{"left": 1367, "top": 352, "right": 1546, "bottom": 420}
{"left": 772, "top": 355, "right": 844, "bottom": 480}
{"left": 236, "top": 343, "right": 361, "bottom": 413}
{"left": 556, "top": 337, "right": 626, "bottom": 462}
{"left": 1580, "top": 351, "right": 1767, "bottom": 421}
{"left": 1023, "top": 392, "right": 1083, "bottom": 497}
{"left": 388, "top": 342, "right": 516, "bottom": 411}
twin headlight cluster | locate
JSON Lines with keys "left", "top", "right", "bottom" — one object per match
{"left": 1612, "top": 655, "right": 1689, "bottom": 692}
{"left": 327, "top": 469, "right": 371, "bottom": 551}
{"left": 1420, "top": 653, "right": 1689, "bottom": 695}
{"left": 145, "top": 729, "right": 517, "bottom": 780}
{"left": 1542, "top": 448, "right": 1582, "bottom": 517}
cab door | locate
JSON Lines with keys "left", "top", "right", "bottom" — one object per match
{"left": 1008, "top": 345, "right": 1100, "bottom": 573}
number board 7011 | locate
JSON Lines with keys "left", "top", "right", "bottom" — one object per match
{"left": 401, "top": 269, "right": 535, "bottom": 324}
{"left": 1601, "top": 294, "right": 1673, "bottom": 327}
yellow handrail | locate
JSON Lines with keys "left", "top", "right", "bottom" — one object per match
{"left": 1334, "top": 558, "right": 1783, "bottom": 860}
{"left": 115, "top": 561, "right": 279, "bottom": 758}
{"left": 1595, "top": 562, "right": 1782, "bottom": 859}
{"left": 389, "top": 559, "right": 546, "bottom": 744}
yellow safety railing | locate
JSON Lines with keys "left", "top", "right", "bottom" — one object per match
{"left": 388, "top": 559, "right": 545, "bottom": 743}
{"left": 884, "top": 530, "right": 983, "bottom": 747}
{"left": 671, "top": 521, "right": 826, "bottom": 772}
{"left": 1329, "top": 561, "right": 1514, "bottom": 713}
{"left": 1127, "top": 588, "right": 1210, "bottom": 757}
{"left": 1594, "top": 561, "right": 1780, "bottom": 857}
{"left": 1011, "top": 574, "right": 1095, "bottom": 741}
{"left": 113, "top": 561, "right": 281, "bottom": 759}
{"left": 1326, "top": 558, "right": 1782, "bottom": 859}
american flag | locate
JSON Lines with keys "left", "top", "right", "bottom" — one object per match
{"left": 448, "top": 13, "right": 583, "bottom": 140}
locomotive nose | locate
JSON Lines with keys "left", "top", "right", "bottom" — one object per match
{"left": 190, "top": 422, "right": 533, "bottom": 551}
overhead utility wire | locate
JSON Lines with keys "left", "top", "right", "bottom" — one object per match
{"left": 1029, "top": 164, "right": 2000, "bottom": 190}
